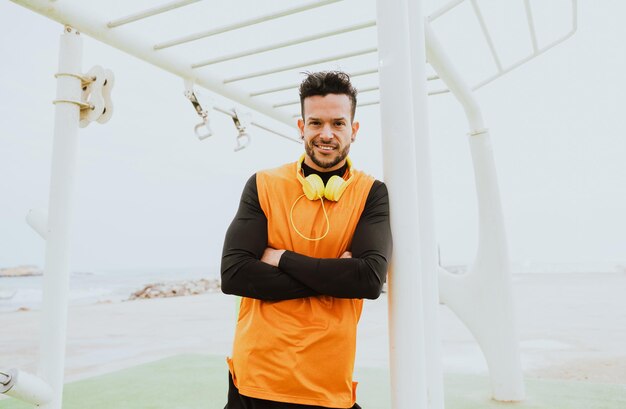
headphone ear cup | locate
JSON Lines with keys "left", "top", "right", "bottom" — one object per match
{"left": 303, "top": 174, "right": 325, "bottom": 200}
{"left": 324, "top": 175, "right": 347, "bottom": 201}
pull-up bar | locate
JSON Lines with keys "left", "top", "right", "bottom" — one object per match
{"left": 192, "top": 21, "right": 376, "bottom": 68}
{"left": 223, "top": 48, "right": 378, "bottom": 83}
{"left": 270, "top": 75, "right": 441, "bottom": 107}
{"left": 154, "top": 0, "right": 342, "bottom": 50}
{"left": 272, "top": 85, "right": 379, "bottom": 109}
{"left": 107, "top": 0, "right": 202, "bottom": 28}
{"left": 249, "top": 68, "right": 380, "bottom": 97}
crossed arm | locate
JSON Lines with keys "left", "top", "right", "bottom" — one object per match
{"left": 220, "top": 174, "right": 392, "bottom": 301}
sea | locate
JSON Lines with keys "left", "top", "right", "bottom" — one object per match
{"left": 1, "top": 262, "right": 623, "bottom": 313}
{"left": 0, "top": 267, "right": 219, "bottom": 313}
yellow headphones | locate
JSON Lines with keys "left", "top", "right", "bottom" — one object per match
{"left": 296, "top": 154, "right": 354, "bottom": 201}
{"left": 290, "top": 154, "right": 354, "bottom": 241}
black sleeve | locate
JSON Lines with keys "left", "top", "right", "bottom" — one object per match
{"left": 278, "top": 181, "right": 392, "bottom": 299}
{"left": 220, "top": 174, "right": 319, "bottom": 301}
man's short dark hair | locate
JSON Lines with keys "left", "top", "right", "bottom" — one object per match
{"left": 299, "top": 71, "right": 358, "bottom": 121}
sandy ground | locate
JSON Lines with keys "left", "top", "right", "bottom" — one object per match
{"left": 1, "top": 272, "right": 625, "bottom": 385}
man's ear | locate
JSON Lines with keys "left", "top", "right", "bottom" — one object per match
{"left": 297, "top": 118, "right": 305, "bottom": 137}
{"left": 351, "top": 121, "right": 360, "bottom": 142}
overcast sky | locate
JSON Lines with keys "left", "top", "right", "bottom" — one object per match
{"left": 1, "top": 0, "right": 625, "bottom": 273}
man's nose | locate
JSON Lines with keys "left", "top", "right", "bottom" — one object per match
{"left": 319, "top": 124, "right": 334, "bottom": 139}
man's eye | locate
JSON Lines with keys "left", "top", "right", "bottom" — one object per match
{"left": 334, "top": 122, "right": 345, "bottom": 127}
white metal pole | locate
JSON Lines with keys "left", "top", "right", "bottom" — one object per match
{"left": 38, "top": 26, "right": 83, "bottom": 409}
{"left": 406, "top": 1, "right": 444, "bottom": 407}
{"left": 375, "top": 1, "right": 428, "bottom": 408}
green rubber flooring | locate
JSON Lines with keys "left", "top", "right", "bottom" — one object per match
{"left": 1, "top": 354, "right": 624, "bottom": 408}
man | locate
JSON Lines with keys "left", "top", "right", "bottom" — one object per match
{"left": 221, "top": 71, "right": 392, "bottom": 409}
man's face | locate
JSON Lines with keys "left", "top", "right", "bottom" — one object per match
{"left": 297, "top": 94, "right": 359, "bottom": 172}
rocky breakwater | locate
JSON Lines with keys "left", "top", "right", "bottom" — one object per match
{"left": 0, "top": 265, "right": 43, "bottom": 277}
{"left": 129, "top": 278, "right": 221, "bottom": 300}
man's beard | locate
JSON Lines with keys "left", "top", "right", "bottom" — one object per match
{"left": 305, "top": 141, "right": 350, "bottom": 169}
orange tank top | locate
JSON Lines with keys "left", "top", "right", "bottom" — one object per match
{"left": 227, "top": 160, "right": 374, "bottom": 408}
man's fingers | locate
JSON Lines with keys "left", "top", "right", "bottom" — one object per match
{"left": 340, "top": 251, "right": 352, "bottom": 258}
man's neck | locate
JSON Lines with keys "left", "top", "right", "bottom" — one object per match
{"left": 301, "top": 161, "right": 349, "bottom": 185}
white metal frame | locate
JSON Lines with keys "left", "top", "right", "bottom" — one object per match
{"left": 2, "top": 0, "right": 579, "bottom": 408}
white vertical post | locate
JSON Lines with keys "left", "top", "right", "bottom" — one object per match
{"left": 406, "top": 1, "right": 444, "bottom": 408}
{"left": 38, "top": 26, "right": 83, "bottom": 409}
{"left": 376, "top": 0, "right": 431, "bottom": 408}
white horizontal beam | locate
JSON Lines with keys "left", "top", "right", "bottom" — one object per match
{"left": 107, "top": 0, "right": 202, "bottom": 28}
{"left": 273, "top": 85, "right": 379, "bottom": 108}
{"left": 290, "top": 99, "right": 380, "bottom": 118}
{"left": 250, "top": 83, "right": 300, "bottom": 97}
{"left": 223, "top": 48, "right": 377, "bottom": 83}
{"left": 250, "top": 68, "right": 379, "bottom": 97}
{"left": 11, "top": 0, "right": 296, "bottom": 127}
{"left": 348, "top": 68, "right": 379, "bottom": 77}
{"left": 192, "top": 20, "right": 376, "bottom": 68}
{"left": 356, "top": 100, "right": 379, "bottom": 108}
{"left": 154, "top": 0, "right": 342, "bottom": 50}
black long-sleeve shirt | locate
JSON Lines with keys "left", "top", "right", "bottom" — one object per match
{"left": 221, "top": 164, "right": 392, "bottom": 301}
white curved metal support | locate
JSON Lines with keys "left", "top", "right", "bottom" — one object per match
{"left": 26, "top": 208, "right": 49, "bottom": 240}
{"left": 426, "top": 23, "right": 525, "bottom": 401}
{"left": 0, "top": 368, "right": 53, "bottom": 406}
{"left": 39, "top": 25, "right": 83, "bottom": 409}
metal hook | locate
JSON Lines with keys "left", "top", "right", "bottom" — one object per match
{"left": 232, "top": 108, "right": 252, "bottom": 151}
{"left": 184, "top": 79, "right": 213, "bottom": 140}
{"left": 234, "top": 129, "right": 251, "bottom": 152}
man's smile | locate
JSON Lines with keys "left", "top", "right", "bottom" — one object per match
{"left": 312, "top": 141, "right": 339, "bottom": 153}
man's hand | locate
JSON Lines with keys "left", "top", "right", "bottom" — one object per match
{"left": 340, "top": 251, "right": 352, "bottom": 259}
{"left": 261, "top": 247, "right": 286, "bottom": 267}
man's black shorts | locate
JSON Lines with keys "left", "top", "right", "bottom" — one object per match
{"left": 224, "top": 372, "right": 362, "bottom": 409}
